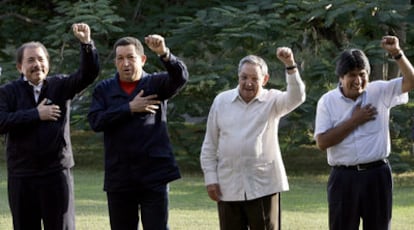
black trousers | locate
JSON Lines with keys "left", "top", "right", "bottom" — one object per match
{"left": 106, "top": 184, "right": 169, "bottom": 230}
{"left": 218, "top": 193, "right": 280, "bottom": 230}
{"left": 8, "top": 171, "right": 69, "bottom": 230}
{"left": 328, "top": 163, "right": 392, "bottom": 230}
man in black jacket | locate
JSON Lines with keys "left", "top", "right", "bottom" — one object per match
{"left": 88, "top": 35, "right": 188, "bottom": 230}
{"left": 0, "top": 23, "right": 100, "bottom": 230}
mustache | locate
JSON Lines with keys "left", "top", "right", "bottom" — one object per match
{"left": 31, "top": 67, "right": 42, "bottom": 73}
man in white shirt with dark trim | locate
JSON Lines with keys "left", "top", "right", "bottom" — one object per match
{"left": 200, "top": 48, "right": 306, "bottom": 229}
{"left": 314, "top": 36, "right": 414, "bottom": 230}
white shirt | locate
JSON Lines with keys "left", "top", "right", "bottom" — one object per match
{"left": 314, "top": 77, "right": 407, "bottom": 166}
{"left": 24, "top": 77, "right": 43, "bottom": 103}
{"left": 200, "top": 72, "right": 305, "bottom": 201}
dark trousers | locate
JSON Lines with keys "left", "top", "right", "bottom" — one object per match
{"left": 8, "top": 171, "right": 69, "bottom": 230}
{"left": 107, "top": 184, "right": 169, "bottom": 230}
{"left": 328, "top": 163, "right": 392, "bottom": 230}
{"left": 63, "top": 168, "right": 75, "bottom": 230}
{"left": 218, "top": 193, "right": 280, "bottom": 230}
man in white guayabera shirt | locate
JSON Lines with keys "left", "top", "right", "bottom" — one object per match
{"left": 200, "top": 48, "right": 306, "bottom": 230}
{"left": 314, "top": 36, "right": 414, "bottom": 230}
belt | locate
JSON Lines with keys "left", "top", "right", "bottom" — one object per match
{"left": 333, "top": 159, "right": 388, "bottom": 171}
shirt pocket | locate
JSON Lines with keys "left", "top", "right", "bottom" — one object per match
{"left": 356, "top": 116, "right": 382, "bottom": 135}
{"left": 247, "top": 161, "right": 279, "bottom": 195}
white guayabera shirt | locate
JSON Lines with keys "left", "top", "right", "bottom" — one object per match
{"left": 200, "top": 72, "right": 305, "bottom": 201}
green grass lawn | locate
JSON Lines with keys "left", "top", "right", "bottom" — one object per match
{"left": 1, "top": 168, "right": 414, "bottom": 230}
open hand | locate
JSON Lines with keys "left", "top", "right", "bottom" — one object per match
{"left": 352, "top": 104, "right": 377, "bottom": 125}
{"left": 37, "top": 98, "right": 61, "bottom": 121}
{"left": 129, "top": 90, "right": 161, "bottom": 114}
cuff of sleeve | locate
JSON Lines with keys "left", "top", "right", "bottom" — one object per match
{"left": 81, "top": 40, "right": 95, "bottom": 53}
{"left": 204, "top": 173, "right": 218, "bottom": 186}
{"left": 119, "top": 103, "right": 132, "bottom": 115}
{"left": 32, "top": 108, "right": 41, "bottom": 121}
{"left": 161, "top": 53, "right": 178, "bottom": 64}
{"left": 158, "top": 47, "right": 170, "bottom": 59}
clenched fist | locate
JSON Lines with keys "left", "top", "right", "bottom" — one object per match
{"left": 381, "top": 35, "right": 401, "bottom": 57}
{"left": 144, "top": 34, "right": 168, "bottom": 56}
{"left": 72, "top": 23, "right": 91, "bottom": 44}
{"left": 276, "top": 47, "right": 295, "bottom": 67}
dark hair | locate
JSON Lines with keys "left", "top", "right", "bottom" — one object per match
{"left": 16, "top": 41, "right": 49, "bottom": 65}
{"left": 113, "top": 36, "right": 144, "bottom": 56}
{"left": 335, "top": 49, "right": 370, "bottom": 77}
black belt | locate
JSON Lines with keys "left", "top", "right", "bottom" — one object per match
{"left": 333, "top": 159, "right": 388, "bottom": 171}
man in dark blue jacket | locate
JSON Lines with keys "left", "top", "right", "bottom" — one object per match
{"left": 88, "top": 35, "right": 188, "bottom": 230}
{"left": 0, "top": 23, "right": 99, "bottom": 230}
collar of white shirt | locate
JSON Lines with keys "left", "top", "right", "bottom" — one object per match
{"left": 23, "top": 76, "right": 43, "bottom": 102}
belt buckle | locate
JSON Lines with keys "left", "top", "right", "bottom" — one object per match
{"left": 356, "top": 164, "right": 366, "bottom": 171}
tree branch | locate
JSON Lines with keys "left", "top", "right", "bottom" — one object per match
{"left": 0, "top": 12, "right": 43, "bottom": 24}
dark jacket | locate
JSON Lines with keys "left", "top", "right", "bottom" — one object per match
{"left": 0, "top": 42, "right": 100, "bottom": 177}
{"left": 88, "top": 54, "right": 188, "bottom": 192}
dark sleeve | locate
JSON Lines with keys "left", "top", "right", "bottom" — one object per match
{"left": 154, "top": 53, "right": 189, "bottom": 99}
{"left": 0, "top": 85, "right": 39, "bottom": 134}
{"left": 87, "top": 83, "right": 131, "bottom": 132}
{"left": 60, "top": 41, "right": 100, "bottom": 99}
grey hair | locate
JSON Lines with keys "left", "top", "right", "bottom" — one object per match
{"left": 238, "top": 55, "right": 268, "bottom": 77}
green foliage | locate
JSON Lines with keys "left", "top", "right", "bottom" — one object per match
{"left": 1, "top": 0, "right": 414, "bottom": 171}
{"left": 0, "top": 0, "right": 125, "bottom": 128}
{"left": 42, "top": 0, "right": 125, "bottom": 128}
{"left": 169, "top": 122, "right": 206, "bottom": 171}
{"left": 168, "top": 0, "right": 414, "bottom": 171}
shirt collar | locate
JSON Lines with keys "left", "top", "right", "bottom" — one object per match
{"left": 23, "top": 76, "right": 43, "bottom": 90}
{"left": 335, "top": 84, "right": 366, "bottom": 104}
{"left": 232, "top": 86, "right": 266, "bottom": 103}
